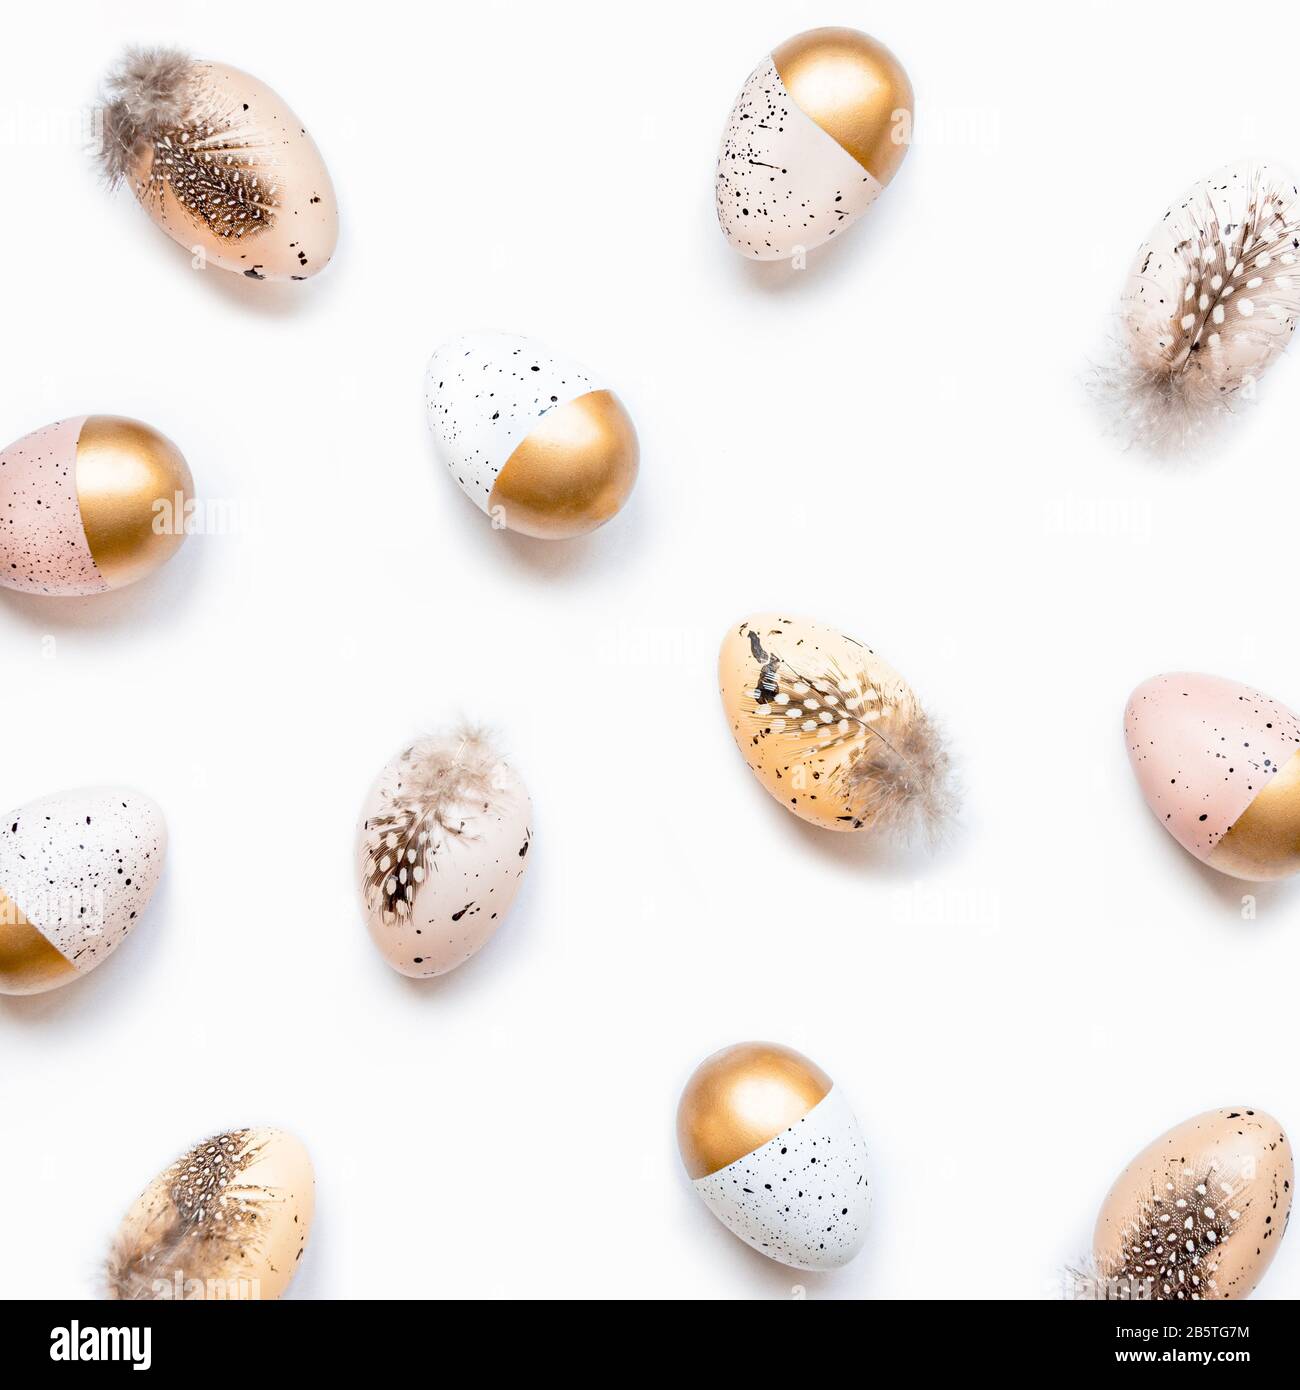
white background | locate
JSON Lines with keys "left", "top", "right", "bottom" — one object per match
{"left": 1, "top": 0, "right": 1297, "bottom": 1301}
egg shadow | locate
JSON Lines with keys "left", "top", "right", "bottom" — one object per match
{"left": 1133, "top": 798, "right": 1294, "bottom": 920}
{"left": 113, "top": 198, "right": 346, "bottom": 321}
{"left": 741, "top": 766, "right": 965, "bottom": 880}
{"left": 0, "top": 536, "right": 205, "bottom": 636}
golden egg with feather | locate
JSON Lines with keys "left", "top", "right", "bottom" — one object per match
{"left": 718, "top": 613, "right": 955, "bottom": 837}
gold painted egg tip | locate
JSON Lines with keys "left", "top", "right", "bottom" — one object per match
{"left": 487, "top": 388, "right": 639, "bottom": 540}
{"left": 773, "top": 27, "right": 913, "bottom": 186}
{"left": 677, "top": 1041, "right": 831, "bottom": 1180}
{"left": 75, "top": 415, "right": 193, "bottom": 590}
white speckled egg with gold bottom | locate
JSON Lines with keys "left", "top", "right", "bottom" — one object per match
{"left": 425, "top": 333, "right": 638, "bottom": 539}
{"left": 0, "top": 788, "right": 166, "bottom": 995}
{"left": 677, "top": 1042, "right": 870, "bottom": 1269}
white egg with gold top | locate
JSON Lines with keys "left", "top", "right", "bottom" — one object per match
{"left": 0, "top": 415, "right": 192, "bottom": 596}
{"left": 425, "top": 333, "right": 638, "bottom": 539}
{"left": 677, "top": 1042, "right": 870, "bottom": 1269}
{"left": 716, "top": 27, "right": 913, "bottom": 260}
{"left": 107, "top": 1127, "right": 314, "bottom": 1300}
{"left": 0, "top": 787, "right": 166, "bottom": 996}
{"left": 719, "top": 613, "right": 956, "bottom": 838}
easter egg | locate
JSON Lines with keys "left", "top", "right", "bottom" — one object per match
{"left": 106, "top": 1127, "right": 313, "bottom": 1300}
{"left": 1088, "top": 1108, "right": 1292, "bottom": 1301}
{"left": 677, "top": 1042, "right": 870, "bottom": 1269}
{"left": 716, "top": 27, "right": 912, "bottom": 260}
{"left": 0, "top": 787, "right": 166, "bottom": 995}
{"left": 718, "top": 613, "right": 954, "bottom": 837}
{"left": 1124, "top": 672, "right": 1300, "bottom": 879}
{"left": 356, "top": 727, "right": 532, "bottom": 977}
{"left": 0, "top": 415, "right": 192, "bottom": 596}
{"left": 98, "top": 47, "right": 338, "bottom": 281}
{"left": 425, "top": 333, "right": 638, "bottom": 539}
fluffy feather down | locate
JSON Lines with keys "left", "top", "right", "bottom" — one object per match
{"left": 744, "top": 630, "right": 956, "bottom": 844}
{"left": 96, "top": 46, "right": 196, "bottom": 185}
{"left": 843, "top": 690, "right": 956, "bottom": 843}
{"left": 1096, "top": 161, "right": 1300, "bottom": 453}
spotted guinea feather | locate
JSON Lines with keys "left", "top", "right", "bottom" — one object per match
{"left": 1096, "top": 164, "right": 1300, "bottom": 452}
{"left": 105, "top": 1130, "right": 266, "bottom": 1300}
{"left": 744, "top": 631, "right": 956, "bottom": 843}
{"left": 96, "top": 47, "right": 196, "bottom": 186}
{"left": 1069, "top": 1167, "right": 1246, "bottom": 1302}
{"left": 362, "top": 726, "right": 501, "bottom": 925}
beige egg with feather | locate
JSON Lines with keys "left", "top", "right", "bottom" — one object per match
{"left": 97, "top": 48, "right": 338, "bottom": 282}
{"left": 107, "top": 1127, "right": 313, "bottom": 1301}
{"left": 356, "top": 728, "right": 532, "bottom": 977}
{"left": 718, "top": 613, "right": 955, "bottom": 837}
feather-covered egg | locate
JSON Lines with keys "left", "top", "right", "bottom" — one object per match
{"left": 1125, "top": 672, "right": 1300, "bottom": 880}
{"left": 107, "top": 1127, "right": 313, "bottom": 1300}
{"left": 1084, "top": 1108, "right": 1292, "bottom": 1301}
{"left": 1106, "top": 160, "right": 1300, "bottom": 449}
{"left": 0, "top": 416, "right": 192, "bottom": 596}
{"left": 425, "top": 332, "right": 639, "bottom": 539}
{"left": 677, "top": 1042, "right": 870, "bottom": 1269}
{"left": 716, "top": 26, "right": 912, "bottom": 261}
{"left": 356, "top": 728, "right": 532, "bottom": 977}
{"left": 719, "top": 613, "right": 955, "bottom": 837}
{"left": 98, "top": 48, "right": 338, "bottom": 282}
{"left": 0, "top": 787, "right": 166, "bottom": 996}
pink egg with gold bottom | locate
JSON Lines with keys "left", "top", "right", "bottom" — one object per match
{"left": 1125, "top": 672, "right": 1300, "bottom": 880}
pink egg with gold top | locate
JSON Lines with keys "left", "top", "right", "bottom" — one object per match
{"left": 1125, "top": 672, "right": 1300, "bottom": 880}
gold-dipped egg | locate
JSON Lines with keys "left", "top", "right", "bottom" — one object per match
{"left": 425, "top": 333, "right": 639, "bottom": 539}
{"left": 1085, "top": 1108, "right": 1293, "bottom": 1301}
{"left": 718, "top": 613, "right": 955, "bottom": 837}
{"left": 716, "top": 27, "right": 913, "bottom": 260}
{"left": 0, "top": 786, "right": 167, "bottom": 995}
{"left": 107, "top": 1127, "right": 314, "bottom": 1300}
{"left": 0, "top": 415, "right": 192, "bottom": 596}
{"left": 677, "top": 1042, "right": 870, "bottom": 1269}
{"left": 1124, "top": 672, "right": 1300, "bottom": 880}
